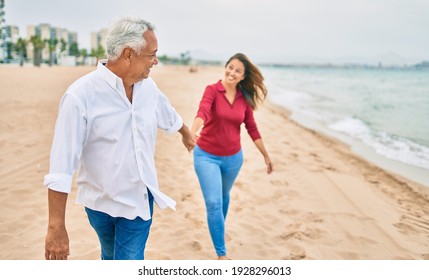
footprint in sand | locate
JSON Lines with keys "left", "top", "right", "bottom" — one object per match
{"left": 190, "top": 241, "right": 203, "bottom": 252}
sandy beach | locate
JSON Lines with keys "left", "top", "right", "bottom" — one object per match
{"left": 0, "top": 64, "right": 428, "bottom": 260}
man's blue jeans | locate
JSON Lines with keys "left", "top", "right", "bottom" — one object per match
{"left": 84, "top": 192, "right": 154, "bottom": 260}
{"left": 193, "top": 145, "right": 243, "bottom": 256}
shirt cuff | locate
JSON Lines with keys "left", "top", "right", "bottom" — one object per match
{"left": 249, "top": 131, "right": 262, "bottom": 141}
{"left": 164, "top": 117, "right": 183, "bottom": 134}
{"left": 196, "top": 112, "right": 207, "bottom": 122}
{"left": 44, "top": 173, "right": 73, "bottom": 193}
{"left": 147, "top": 186, "right": 177, "bottom": 210}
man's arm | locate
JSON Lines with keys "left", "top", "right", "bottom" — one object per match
{"left": 45, "top": 189, "right": 70, "bottom": 260}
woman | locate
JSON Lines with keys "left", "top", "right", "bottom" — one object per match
{"left": 191, "top": 53, "right": 273, "bottom": 260}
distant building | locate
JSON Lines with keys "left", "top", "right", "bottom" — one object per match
{"left": 38, "top": 23, "right": 51, "bottom": 40}
{"left": 68, "top": 31, "right": 78, "bottom": 46}
{"left": 1, "top": 25, "right": 19, "bottom": 61}
{"left": 27, "top": 25, "right": 36, "bottom": 38}
{"left": 414, "top": 61, "right": 429, "bottom": 69}
{"left": 54, "top": 27, "right": 69, "bottom": 42}
{"left": 90, "top": 28, "right": 107, "bottom": 55}
{"left": 26, "top": 23, "right": 78, "bottom": 63}
{"left": 0, "top": 0, "right": 97, "bottom": 65}
{"left": 0, "top": 1, "right": 19, "bottom": 63}
{"left": 0, "top": 0, "right": 6, "bottom": 62}
{"left": 5, "top": 25, "right": 19, "bottom": 43}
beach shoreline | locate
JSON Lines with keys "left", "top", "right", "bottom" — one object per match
{"left": 278, "top": 104, "right": 429, "bottom": 191}
{"left": 0, "top": 64, "right": 428, "bottom": 260}
{"left": 263, "top": 100, "right": 429, "bottom": 196}
{"left": 262, "top": 66, "right": 429, "bottom": 190}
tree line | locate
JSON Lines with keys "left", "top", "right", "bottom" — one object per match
{"left": 3, "top": 35, "right": 106, "bottom": 66}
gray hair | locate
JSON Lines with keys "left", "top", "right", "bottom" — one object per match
{"left": 105, "top": 17, "right": 155, "bottom": 60}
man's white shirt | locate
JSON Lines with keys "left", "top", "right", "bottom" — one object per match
{"left": 44, "top": 61, "right": 182, "bottom": 220}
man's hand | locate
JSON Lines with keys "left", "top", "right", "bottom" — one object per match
{"left": 45, "top": 189, "right": 70, "bottom": 260}
{"left": 179, "top": 124, "right": 196, "bottom": 151}
{"left": 45, "top": 226, "right": 70, "bottom": 260}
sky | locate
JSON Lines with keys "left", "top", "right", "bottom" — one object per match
{"left": 4, "top": 0, "right": 429, "bottom": 65}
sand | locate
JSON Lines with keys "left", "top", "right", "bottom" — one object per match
{"left": 0, "top": 64, "right": 428, "bottom": 260}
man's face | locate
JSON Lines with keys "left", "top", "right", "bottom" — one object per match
{"left": 129, "top": 30, "right": 159, "bottom": 81}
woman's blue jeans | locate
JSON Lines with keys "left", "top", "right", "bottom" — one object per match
{"left": 84, "top": 192, "right": 154, "bottom": 260}
{"left": 193, "top": 145, "right": 243, "bottom": 256}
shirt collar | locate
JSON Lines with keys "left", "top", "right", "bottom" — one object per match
{"left": 216, "top": 80, "right": 243, "bottom": 98}
{"left": 97, "top": 59, "right": 123, "bottom": 91}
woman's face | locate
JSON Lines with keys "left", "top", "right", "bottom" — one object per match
{"left": 223, "top": 58, "right": 245, "bottom": 86}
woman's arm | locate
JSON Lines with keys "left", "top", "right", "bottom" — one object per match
{"left": 254, "top": 138, "right": 273, "bottom": 174}
{"left": 191, "top": 117, "right": 204, "bottom": 137}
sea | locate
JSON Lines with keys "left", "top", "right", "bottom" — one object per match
{"left": 261, "top": 65, "right": 429, "bottom": 187}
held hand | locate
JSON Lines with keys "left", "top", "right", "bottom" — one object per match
{"left": 182, "top": 132, "right": 197, "bottom": 152}
{"left": 178, "top": 124, "right": 196, "bottom": 151}
{"left": 45, "top": 226, "right": 70, "bottom": 260}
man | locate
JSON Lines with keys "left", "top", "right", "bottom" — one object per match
{"left": 44, "top": 17, "right": 196, "bottom": 260}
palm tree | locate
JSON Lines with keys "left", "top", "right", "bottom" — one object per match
{"left": 5, "top": 41, "right": 13, "bottom": 61}
{"left": 59, "top": 38, "right": 67, "bottom": 54}
{"left": 79, "top": 48, "right": 88, "bottom": 65}
{"left": 69, "top": 42, "right": 79, "bottom": 57}
{"left": 29, "top": 35, "right": 44, "bottom": 67}
{"left": 15, "top": 37, "right": 27, "bottom": 66}
{"left": 91, "top": 45, "right": 106, "bottom": 64}
{"left": 80, "top": 48, "right": 88, "bottom": 57}
{"left": 45, "top": 38, "right": 58, "bottom": 66}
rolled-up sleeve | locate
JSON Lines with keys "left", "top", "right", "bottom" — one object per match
{"left": 44, "top": 93, "right": 87, "bottom": 193}
{"left": 156, "top": 90, "right": 183, "bottom": 134}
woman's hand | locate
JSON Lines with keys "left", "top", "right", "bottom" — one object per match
{"left": 265, "top": 156, "right": 273, "bottom": 174}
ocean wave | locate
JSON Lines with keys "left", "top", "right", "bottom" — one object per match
{"left": 329, "top": 117, "right": 429, "bottom": 170}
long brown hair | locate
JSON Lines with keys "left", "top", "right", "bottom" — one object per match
{"left": 225, "top": 53, "right": 268, "bottom": 110}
